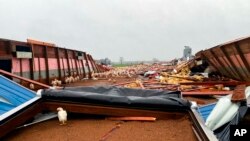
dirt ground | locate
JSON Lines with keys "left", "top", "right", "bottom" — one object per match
{"left": 2, "top": 78, "right": 206, "bottom": 141}
{"left": 3, "top": 114, "right": 197, "bottom": 141}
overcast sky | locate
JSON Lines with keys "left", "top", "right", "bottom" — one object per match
{"left": 0, "top": 0, "right": 250, "bottom": 62}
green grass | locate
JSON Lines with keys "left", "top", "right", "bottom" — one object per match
{"left": 112, "top": 64, "right": 132, "bottom": 67}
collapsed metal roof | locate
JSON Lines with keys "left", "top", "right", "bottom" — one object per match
{"left": 200, "top": 36, "right": 250, "bottom": 81}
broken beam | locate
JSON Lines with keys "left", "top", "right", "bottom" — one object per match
{"left": 0, "top": 69, "right": 50, "bottom": 89}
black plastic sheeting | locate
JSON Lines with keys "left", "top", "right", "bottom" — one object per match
{"left": 214, "top": 101, "right": 248, "bottom": 141}
{"left": 41, "top": 86, "right": 190, "bottom": 111}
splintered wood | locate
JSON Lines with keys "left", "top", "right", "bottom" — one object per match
{"left": 231, "top": 84, "right": 246, "bottom": 102}
{"left": 124, "top": 79, "right": 144, "bottom": 89}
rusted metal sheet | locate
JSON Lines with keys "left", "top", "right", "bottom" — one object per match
{"left": 200, "top": 36, "right": 250, "bottom": 81}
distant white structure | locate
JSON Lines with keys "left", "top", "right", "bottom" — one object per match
{"left": 183, "top": 46, "right": 193, "bottom": 60}
{"left": 99, "top": 58, "right": 111, "bottom": 65}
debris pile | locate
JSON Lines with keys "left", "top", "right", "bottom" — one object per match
{"left": 103, "top": 59, "right": 242, "bottom": 96}
{"left": 93, "top": 64, "right": 173, "bottom": 81}
{"left": 124, "top": 79, "right": 144, "bottom": 89}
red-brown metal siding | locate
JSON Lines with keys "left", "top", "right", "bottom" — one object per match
{"left": 201, "top": 36, "right": 250, "bottom": 81}
{"left": 0, "top": 38, "right": 101, "bottom": 85}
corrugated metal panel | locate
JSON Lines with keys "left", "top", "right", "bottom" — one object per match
{"left": 201, "top": 36, "right": 250, "bottom": 81}
{"left": 0, "top": 75, "right": 36, "bottom": 115}
{"left": 198, "top": 103, "right": 216, "bottom": 121}
{"left": 0, "top": 102, "right": 15, "bottom": 115}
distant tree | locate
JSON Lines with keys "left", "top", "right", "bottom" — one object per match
{"left": 152, "top": 58, "right": 159, "bottom": 63}
{"left": 100, "top": 57, "right": 111, "bottom": 65}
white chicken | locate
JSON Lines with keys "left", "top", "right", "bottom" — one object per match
{"left": 29, "top": 83, "right": 35, "bottom": 90}
{"left": 57, "top": 107, "right": 67, "bottom": 125}
{"left": 51, "top": 80, "right": 57, "bottom": 87}
{"left": 57, "top": 80, "right": 62, "bottom": 86}
{"left": 69, "top": 76, "right": 75, "bottom": 83}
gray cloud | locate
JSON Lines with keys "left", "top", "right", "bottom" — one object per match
{"left": 0, "top": 0, "right": 250, "bottom": 61}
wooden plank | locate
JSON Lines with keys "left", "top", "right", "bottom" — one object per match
{"left": 231, "top": 84, "right": 246, "bottom": 102}
{"left": 0, "top": 69, "right": 50, "bottom": 88}
{"left": 179, "top": 81, "right": 250, "bottom": 86}
{"left": 146, "top": 86, "right": 176, "bottom": 89}
{"left": 182, "top": 91, "right": 232, "bottom": 96}
{"left": 139, "top": 81, "right": 145, "bottom": 89}
{"left": 27, "top": 38, "right": 55, "bottom": 47}
{"left": 112, "top": 81, "right": 136, "bottom": 86}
